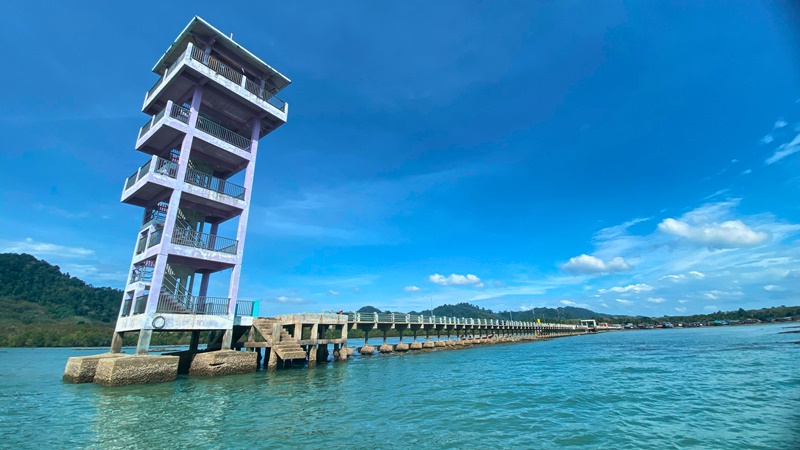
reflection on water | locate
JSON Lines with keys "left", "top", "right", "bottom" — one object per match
{"left": 0, "top": 324, "right": 797, "bottom": 448}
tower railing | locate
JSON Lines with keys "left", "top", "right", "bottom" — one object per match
{"left": 132, "top": 295, "right": 148, "bottom": 315}
{"left": 170, "top": 228, "right": 238, "bottom": 255}
{"left": 195, "top": 115, "right": 251, "bottom": 151}
{"left": 145, "top": 43, "right": 287, "bottom": 113}
{"left": 147, "top": 229, "right": 163, "bottom": 248}
{"left": 156, "top": 293, "right": 231, "bottom": 315}
{"left": 184, "top": 166, "right": 246, "bottom": 200}
{"left": 129, "top": 265, "right": 154, "bottom": 284}
{"left": 123, "top": 156, "right": 179, "bottom": 191}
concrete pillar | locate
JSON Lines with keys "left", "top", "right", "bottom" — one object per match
{"left": 110, "top": 332, "right": 124, "bottom": 353}
{"left": 136, "top": 329, "right": 152, "bottom": 355}
{"left": 267, "top": 348, "right": 279, "bottom": 371}
{"left": 189, "top": 331, "right": 200, "bottom": 351}
{"left": 340, "top": 325, "right": 348, "bottom": 361}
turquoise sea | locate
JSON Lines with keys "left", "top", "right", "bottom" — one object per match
{"left": 0, "top": 324, "right": 798, "bottom": 449}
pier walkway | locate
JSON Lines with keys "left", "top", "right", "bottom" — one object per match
{"left": 240, "top": 312, "right": 589, "bottom": 370}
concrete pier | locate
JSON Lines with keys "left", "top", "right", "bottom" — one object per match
{"left": 93, "top": 355, "right": 179, "bottom": 387}
{"left": 63, "top": 353, "right": 126, "bottom": 383}
{"left": 189, "top": 350, "right": 257, "bottom": 376}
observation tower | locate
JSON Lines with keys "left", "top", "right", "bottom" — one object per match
{"left": 112, "top": 17, "right": 289, "bottom": 354}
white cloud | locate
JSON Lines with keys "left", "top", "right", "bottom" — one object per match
{"left": 561, "top": 254, "right": 631, "bottom": 274}
{"left": 646, "top": 297, "right": 666, "bottom": 304}
{"left": 428, "top": 273, "right": 482, "bottom": 286}
{"left": 766, "top": 132, "right": 800, "bottom": 164}
{"left": 703, "top": 305, "right": 719, "bottom": 312}
{"left": 775, "top": 118, "right": 788, "bottom": 129}
{"left": 760, "top": 134, "right": 774, "bottom": 145}
{"left": 274, "top": 296, "right": 306, "bottom": 304}
{"left": 674, "top": 307, "right": 687, "bottom": 313}
{"left": 600, "top": 303, "right": 609, "bottom": 308}
{"left": 328, "top": 290, "right": 342, "bottom": 296}
{"left": 661, "top": 271, "right": 704, "bottom": 282}
{"left": 678, "top": 299, "right": 689, "bottom": 304}
{"left": 616, "top": 299, "right": 634, "bottom": 305}
{"left": 741, "top": 169, "right": 752, "bottom": 175}
{"left": 0, "top": 237, "right": 94, "bottom": 258}
{"left": 560, "top": 299, "right": 590, "bottom": 308}
{"left": 660, "top": 274, "right": 686, "bottom": 282}
{"left": 599, "top": 283, "right": 653, "bottom": 294}
{"left": 658, "top": 218, "right": 770, "bottom": 248}
{"left": 763, "top": 284, "right": 786, "bottom": 292}
{"left": 475, "top": 282, "right": 485, "bottom": 289}
{"left": 404, "top": 285, "right": 420, "bottom": 292}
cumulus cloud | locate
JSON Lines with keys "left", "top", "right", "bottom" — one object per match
{"left": 658, "top": 218, "right": 770, "bottom": 248}
{"left": 1, "top": 237, "right": 94, "bottom": 258}
{"left": 429, "top": 273, "right": 482, "bottom": 286}
{"left": 675, "top": 307, "right": 687, "bottom": 313}
{"left": 616, "top": 299, "right": 634, "bottom": 305}
{"left": 766, "top": 132, "right": 800, "bottom": 164}
{"left": 561, "top": 254, "right": 631, "bottom": 274}
{"left": 646, "top": 297, "right": 666, "bottom": 304}
{"left": 328, "top": 289, "right": 342, "bottom": 296}
{"left": 404, "top": 285, "right": 420, "bottom": 292}
{"left": 599, "top": 284, "right": 653, "bottom": 294}
{"left": 561, "top": 300, "right": 577, "bottom": 306}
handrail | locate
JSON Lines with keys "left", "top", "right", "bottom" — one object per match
{"left": 235, "top": 300, "right": 255, "bottom": 316}
{"left": 135, "top": 235, "right": 148, "bottom": 255}
{"left": 189, "top": 45, "right": 243, "bottom": 85}
{"left": 145, "top": 43, "right": 287, "bottom": 113}
{"left": 129, "top": 265, "right": 154, "bottom": 283}
{"left": 156, "top": 293, "right": 230, "bottom": 315}
{"left": 169, "top": 103, "right": 190, "bottom": 124}
{"left": 120, "top": 298, "right": 132, "bottom": 317}
{"left": 123, "top": 157, "right": 178, "bottom": 193}
{"left": 147, "top": 229, "right": 163, "bottom": 248}
{"left": 171, "top": 228, "right": 238, "bottom": 254}
{"left": 184, "top": 166, "right": 245, "bottom": 200}
{"left": 133, "top": 295, "right": 148, "bottom": 315}
{"left": 195, "top": 115, "right": 251, "bottom": 150}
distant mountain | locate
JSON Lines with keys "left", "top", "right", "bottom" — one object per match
{"left": 404, "top": 302, "right": 602, "bottom": 320}
{"left": 0, "top": 253, "right": 121, "bottom": 323}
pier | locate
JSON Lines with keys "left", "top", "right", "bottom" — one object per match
{"left": 241, "top": 312, "right": 588, "bottom": 369}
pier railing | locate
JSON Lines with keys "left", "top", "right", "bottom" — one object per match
{"left": 346, "top": 312, "right": 580, "bottom": 329}
{"left": 156, "top": 294, "right": 230, "bottom": 315}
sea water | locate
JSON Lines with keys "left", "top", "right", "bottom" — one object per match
{"left": 0, "top": 324, "right": 797, "bottom": 449}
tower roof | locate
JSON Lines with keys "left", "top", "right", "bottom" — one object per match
{"left": 151, "top": 16, "right": 291, "bottom": 93}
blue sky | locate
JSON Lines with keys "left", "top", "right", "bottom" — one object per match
{"left": 2, "top": 1, "right": 800, "bottom": 317}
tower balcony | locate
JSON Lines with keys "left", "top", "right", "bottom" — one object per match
{"left": 136, "top": 101, "right": 253, "bottom": 168}
{"left": 143, "top": 42, "right": 288, "bottom": 126}
{"left": 132, "top": 226, "right": 239, "bottom": 268}
{"left": 121, "top": 155, "right": 179, "bottom": 206}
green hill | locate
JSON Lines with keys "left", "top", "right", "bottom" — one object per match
{"left": 0, "top": 253, "right": 122, "bottom": 346}
{"left": 0, "top": 253, "right": 121, "bottom": 323}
